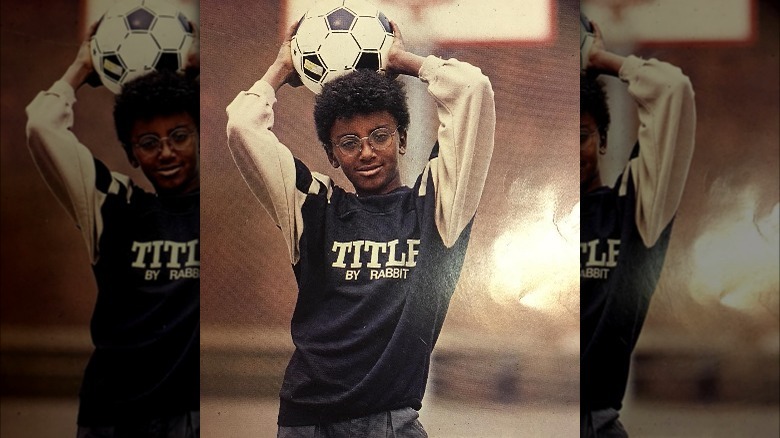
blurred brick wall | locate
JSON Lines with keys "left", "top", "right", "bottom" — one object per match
{"left": 2, "top": 0, "right": 776, "bottom": 405}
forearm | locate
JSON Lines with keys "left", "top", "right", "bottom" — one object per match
{"left": 60, "top": 39, "right": 96, "bottom": 91}
{"left": 61, "top": 61, "right": 93, "bottom": 91}
{"left": 621, "top": 56, "right": 696, "bottom": 245}
{"left": 389, "top": 50, "right": 425, "bottom": 78}
{"left": 261, "top": 63, "right": 291, "bottom": 93}
{"left": 588, "top": 50, "right": 627, "bottom": 77}
{"left": 419, "top": 56, "right": 496, "bottom": 247}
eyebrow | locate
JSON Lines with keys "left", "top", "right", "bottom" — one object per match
{"left": 333, "top": 123, "right": 392, "bottom": 140}
{"left": 136, "top": 124, "right": 193, "bottom": 139}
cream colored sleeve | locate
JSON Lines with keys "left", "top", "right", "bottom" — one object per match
{"left": 620, "top": 56, "right": 696, "bottom": 246}
{"left": 25, "top": 80, "right": 117, "bottom": 263}
{"left": 226, "top": 80, "right": 317, "bottom": 265}
{"left": 418, "top": 56, "right": 496, "bottom": 248}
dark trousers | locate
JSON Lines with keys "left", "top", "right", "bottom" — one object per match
{"left": 278, "top": 408, "right": 427, "bottom": 438}
{"left": 77, "top": 410, "right": 199, "bottom": 438}
{"left": 582, "top": 408, "right": 629, "bottom": 438}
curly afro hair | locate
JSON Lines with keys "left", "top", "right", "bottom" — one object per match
{"left": 314, "top": 69, "right": 410, "bottom": 152}
{"left": 580, "top": 74, "right": 610, "bottom": 137}
{"left": 113, "top": 71, "right": 199, "bottom": 153}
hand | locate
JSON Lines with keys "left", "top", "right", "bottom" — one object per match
{"left": 584, "top": 20, "right": 607, "bottom": 70}
{"left": 63, "top": 21, "right": 100, "bottom": 90}
{"left": 184, "top": 21, "right": 200, "bottom": 78}
{"left": 262, "top": 21, "right": 303, "bottom": 91}
{"left": 584, "top": 20, "right": 625, "bottom": 77}
{"left": 385, "top": 21, "right": 424, "bottom": 78}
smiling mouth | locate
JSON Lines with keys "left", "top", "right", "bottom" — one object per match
{"left": 356, "top": 165, "right": 381, "bottom": 177}
{"left": 157, "top": 165, "right": 182, "bottom": 177}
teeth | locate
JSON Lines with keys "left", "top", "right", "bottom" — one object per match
{"left": 158, "top": 167, "right": 180, "bottom": 176}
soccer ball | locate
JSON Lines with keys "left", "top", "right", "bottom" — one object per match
{"left": 580, "top": 12, "right": 594, "bottom": 73}
{"left": 291, "top": 0, "right": 394, "bottom": 94}
{"left": 91, "top": 0, "right": 195, "bottom": 94}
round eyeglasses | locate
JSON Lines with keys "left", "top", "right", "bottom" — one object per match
{"left": 580, "top": 129, "right": 598, "bottom": 148}
{"left": 133, "top": 127, "right": 196, "bottom": 156}
{"left": 333, "top": 127, "right": 399, "bottom": 156}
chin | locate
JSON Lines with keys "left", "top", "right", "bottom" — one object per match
{"left": 155, "top": 179, "right": 193, "bottom": 196}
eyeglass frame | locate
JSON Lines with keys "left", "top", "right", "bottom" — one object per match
{"left": 580, "top": 129, "right": 600, "bottom": 148}
{"left": 132, "top": 127, "right": 197, "bottom": 156}
{"left": 331, "top": 126, "right": 400, "bottom": 156}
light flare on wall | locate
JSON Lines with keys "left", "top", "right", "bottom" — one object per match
{"left": 490, "top": 188, "right": 579, "bottom": 314}
{"left": 690, "top": 184, "right": 779, "bottom": 314}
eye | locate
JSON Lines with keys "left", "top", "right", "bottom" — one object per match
{"left": 580, "top": 131, "right": 592, "bottom": 144}
{"left": 138, "top": 137, "right": 160, "bottom": 151}
{"left": 371, "top": 132, "right": 390, "bottom": 143}
{"left": 170, "top": 129, "right": 191, "bottom": 144}
{"left": 339, "top": 137, "right": 360, "bottom": 151}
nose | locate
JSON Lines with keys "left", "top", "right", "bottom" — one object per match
{"left": 357, "top": 138, "right": 376, "bottom": 160}
{"left": 159, "top": 139, "right": 176, "bottom": 158}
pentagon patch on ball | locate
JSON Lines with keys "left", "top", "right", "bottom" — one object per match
{"left": 291, "top": 0, "right": 394, "bottom": 94}
{"left": 91, "top": 0, "right": 195, "bottom": 94}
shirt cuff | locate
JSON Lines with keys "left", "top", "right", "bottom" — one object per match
{"left": 618, "top": 55, "right": 645, "bottom": 83}
{"left": 48, "top": 80, "right": 77, "bottom": 104}
{"left": 418, "top": 55, "right": 445, "bottom": 84}
{"left": 247, "top": 79, "right": 277, "bottom": 100}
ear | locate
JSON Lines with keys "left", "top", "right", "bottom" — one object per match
{"left": 325, "top": 146, "right": 340, "bottom": 168}
{"left": 398, "top": 130, "right": 407, "bottom": 155}
{"left": 598, "top": 133, "right": 607, "bottom": 154}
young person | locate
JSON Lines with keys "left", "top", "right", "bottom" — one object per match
{"left": 580, "top": 20, "right": 696, "bottom": 437}
{"left": 226, "top": 22, "right": 495, "bottom": 436}
{"left": 25, "top": 36, "right": 200, "bottom": 437}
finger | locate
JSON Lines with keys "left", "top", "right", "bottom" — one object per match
{"left": 183, "top": 21, "right": 200, "bottom": 73}
{"left": 82, "top": 39, "right": 101, "bottom": 87}
{"left": 389, "top": 20, "right": 402, "bottom": 39}
{"left": 591, "top": 21, "right": 603, "bottom": 39}
{"left": 85, "top": 18, "right": 102, "bottom": 40}
{"left": 187, "top": 24, "right": 201, "bottom": 55}
{"left": 188, "top": 20, "right": 199, "bottom": 36}
{"left": 285, "top": 19, "right": 301, "bottom": 42}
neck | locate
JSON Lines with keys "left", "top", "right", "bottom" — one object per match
{"left": 581, "top": 174, "right": 603, "bottom": 194}
{"left": 158, "top": 183, "right": 200, "bottom": 197}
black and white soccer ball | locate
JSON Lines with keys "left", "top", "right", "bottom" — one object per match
{"left": 291, "top": 0, "right": 394, "bottom": 94}
{"left": 91, "top": 0, "right": 195, "bottom": 94}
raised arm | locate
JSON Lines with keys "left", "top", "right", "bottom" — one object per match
{"left": 25, "top": 39, "right": 110, "bottom": 263}
{"left": 586, "top": 22, "right": 696, "bottom": 246}
{"left": 386, "top": 22, "right": 496, "bottom": 247}
{"left": 417, "top": 57, "right": 496, "bottom": 247}
{"left": 622, "top": 57, "right": 696, "bottom": 246}
{"left": 225, "top": 24, "right": 312, "bottom": 265}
